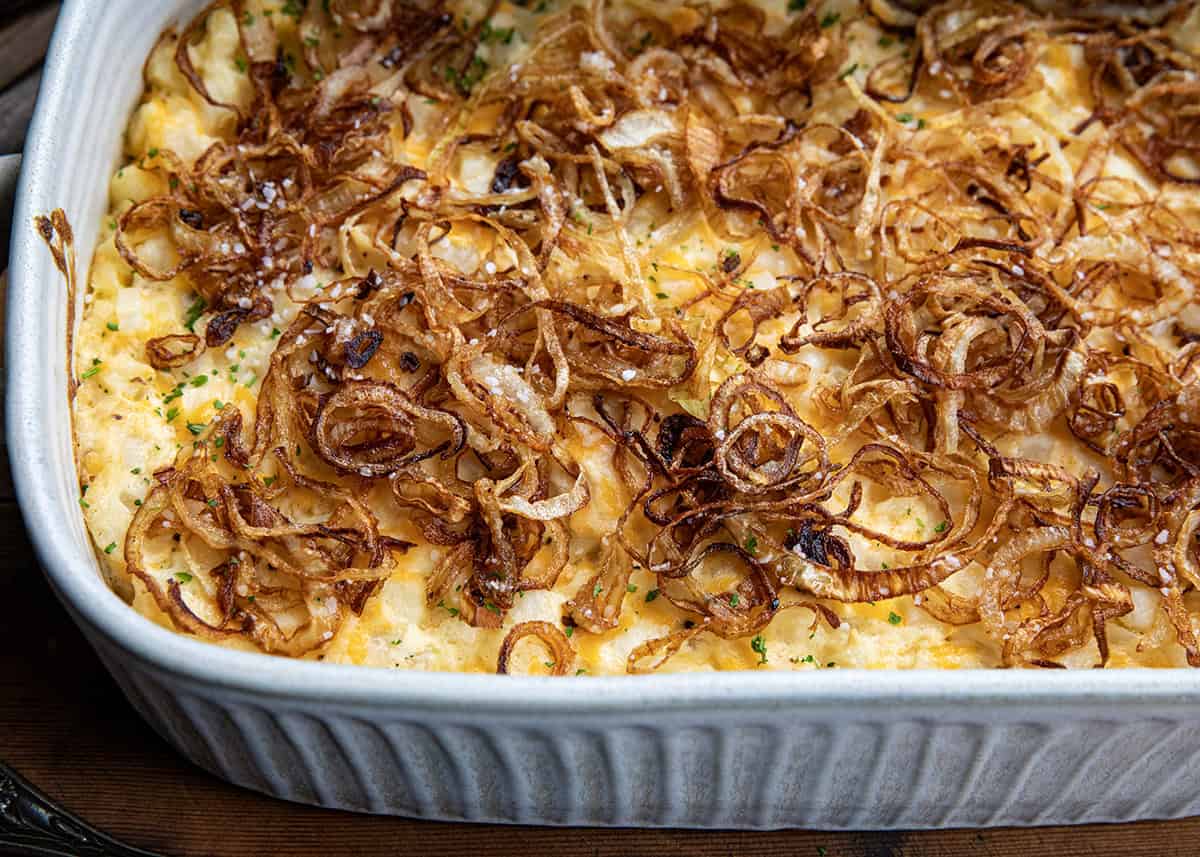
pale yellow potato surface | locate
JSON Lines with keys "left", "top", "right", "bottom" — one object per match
{"left": 73, "top": 0, "right": 1199, "bottom": 673}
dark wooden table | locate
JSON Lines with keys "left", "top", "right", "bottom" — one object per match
{"left": 2, "top": 3, "right": 1197, "bottom": 855}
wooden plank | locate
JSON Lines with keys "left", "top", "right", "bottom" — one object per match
{"left": 0, "top": 68, "right": 42, "bottom": 156}
{"left": 0, "top": 499, "right": 1196, "bottom": 857}
{"left": 0, "top": 2, "right": 58, "bottom": 93}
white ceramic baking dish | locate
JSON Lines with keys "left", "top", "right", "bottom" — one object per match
{"left": 8, "top": 0, "right": 1200, "bottom": 830}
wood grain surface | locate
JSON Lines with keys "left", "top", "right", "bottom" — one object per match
{"left": 0, "top": 3, "right": 1196, "bottom": 856}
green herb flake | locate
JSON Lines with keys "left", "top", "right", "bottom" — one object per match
{"left": 934, "top": 520, "right": 948, "bottom": 533}
{"left": 820, "top": 11, "right": 840, "bottom": 27}
{"left": 174, "top": 572, "right": 193, "bottom": 584}
{"left": 878, "top": 36, "right": 894, "bottom": 47}
{"left": 281, "top": 0, "right": 303, "bottom": 20}
{"left": 106, "top": 321, "right": 119, "bottom": 332}
{"left": 626, "top": 583, "right": 638, "bottom": 593}
{"left": 165, "top": 407, "right": 180, "bottom": 422}
{"left": 104, "top": 542, "right": 117, "bottom": 554}
{"left": 750, "top": 634, "right": 768, "bottom": 664}
{"left": 183, "top": 296, "right": 207, "bottom": 331}
{"left": 234, "top": 57, "right": 248, "bottom": 73}
{"left": 729, "top": 593, "right": 740, "bottom": 607}
{"left": 190, "top": 374, "right": 208, "bottom": 388}
{"left": 645, "top": 588, "right": 659, "bottom": 603}
{"left": 838, "top": 63, "right": 858, "bottom": 81}
{"left": 564, "top": 626, "right": 574, "bottom": 637}
{"left": 81, "top": 362, "right": 102, "bottom": 380}
{"left": 787, "top": 0, "right": 807, "bottom": 10}
{"left": 187, "top": 422, "right": 207, "bottom": 436}
{"left": 593, "top": 582, "right": 603, "bottom": 597}
{"left": 745, "top": 535, "right": 758, "bottom": 555}
{"left": 888, "top": 611, "right": 903, "bottom": 625}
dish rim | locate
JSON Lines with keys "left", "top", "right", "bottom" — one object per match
{"left": 11, "top": 0, "right": 1200, "bottom": 716}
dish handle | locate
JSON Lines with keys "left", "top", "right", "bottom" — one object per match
{"left": 0, "top": 153, "right": 20, "bottom": 271}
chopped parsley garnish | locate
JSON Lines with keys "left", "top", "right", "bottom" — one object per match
{"left": 888, "top": 611, "right": 903, "bottom": 625}
{"left": 593, "top": 582, "right": 603, "bottom": 597}
{"left": 626, "top": 583, "right": 638, "bottom": 593}
{"left": 934, "top": 520, "right": 948, "bottom": 533}
{"left": 787, "top": 0, "right": 807, "bottom": 10}
{"left": 147, "top": 147, "right": 159, "bottom": 158}
{"left": 745, "top": 535, "right": 758, "bottom": 555}
{"left": 175, "top": 572, "right": 193, "bottom": 584}
{"left": 838, "top": 63, "right": 858, "bottom": 80}
{"left": 234, "top": 57, "right": 248, "bottom": 73}
{"left": 183, "top": 295, "right": 207, "bottom": 331}
{"left": 750, "top": 634, "right": 768, "bottom": 664}
{"left": 187, "top": 422, "right": 207, "bottom": 436}
{"left": 480, "top": 21, "right": 515, "bottom": 44}
{"left": 564, "top": 626, "right": 573, "bottom": 637}
{"left": 878, "top": 36, "right": 894, "bottom": 47}
{"left": 165, "top": 407, "right": 180, "bottom": 422}
{"left": 820, "top": 11, "right": 840, "bottom": 27}
{"left": 104, "top": 542, "right": 117, "bottom": 554}
{"left": 106, "top": 321, "right": 119, "bottom": 332}
{"left": 281, "top": 0, "right": 303, "bottom": 19}
{"left": 645, "top": 588, "right": 659, "bottom": 603}
{"left": 190, "top": 374, "right": 208, "bottom": 387}
{"left": 81, "top": 361, "right": 102, "bottom": 379}
{"left": 729, "top": 593, "right": 740, "bottom": 607}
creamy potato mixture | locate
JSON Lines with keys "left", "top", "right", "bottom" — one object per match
{"left": 73, "top": 0, "right": 1200, "bottom": 672}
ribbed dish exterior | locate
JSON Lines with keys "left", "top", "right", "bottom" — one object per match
{"left": 11, "top": 1, "right": 1200, "bottom": 832}
{"left": 85, "top": 628, "right": 1200, "bottom": 829}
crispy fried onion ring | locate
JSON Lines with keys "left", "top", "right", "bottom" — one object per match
{"left": 88, "top": 0, "right": 1200, "bottom": 671}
